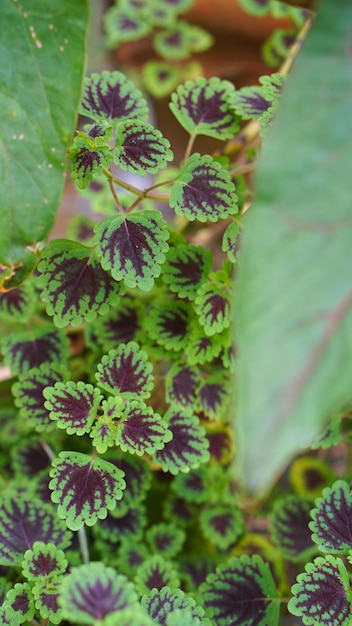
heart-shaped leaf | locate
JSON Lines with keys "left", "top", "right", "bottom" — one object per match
{"left": 0, "top": 493, "right": 71, "bottom": 566}
{"left": 38, "top": 239, "right": 122, "bottom": 327}
{"left": 43, "top": 381, "right": 103, "bottom": 436}
{"left": 169, "top": 77, "right": 238, "bottom": 139}
{"left": 2, "top": 327, "right": 69, "bottom": 376}
{"left": 288, "top": 555, "right": 352, "bottom": 626}
{"left": 309, "top": 480, "right": 352, "bottom": 554}
{"left": 60, "top": 562, "right": 138, "bottom": 625}
{"left": 80, "top": 71, "right": 149, "bottom": 126}
{"left": 200, "top": 555, "right": 280, "bottom": 626}
{"left": 49, "top": 452, "right": 126, "bottom": 530}
{"left": 170, "top": 154, "right": 238, "bottom": 223}
{"left": 95, "top": 342, "right": 154, "bottom": 398}
{"left": 155, "top": 409, "right": 210, "bottom": 475}
{"left": 114, "top": 120, "right": 173, "bottom": 175}
{"left": 94, "top": 209, "right": 169, "bottom": 291}
{"left": 116, "top": 401, "right": 172, "bottom": 456}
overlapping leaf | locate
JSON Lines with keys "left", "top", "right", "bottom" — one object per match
{"left": 165, "top": 361, "right": 201, "bottom": 409}
{"left": 200, "top": 555, "right": 280, "bottom": 626}
{"left": 222, "top": 221, "right": 240, "bottom": 264}
{"left": 115, "top": 455, "right": 152, "bottom": 508}
{"left": 22, "top": 541, "right": 67, "bottom": 582}
{"left": 155, "top": 409, "right": 210, "bottom": 474}
{"left": 114, "top": 120, "right": 173, "bottom": 175}
{"left": 146, "top": 523, "right": 185, "bottom": 559}
{"left": 154, "top": 22, "right": 211, "bottom": 61}
{"left": 162, "top": 244, "right": 211, "bottom": 299}
{"left": 0, "top": 282, "right": 36, "bottom": 322}
{"left": 201, "top": 504, "right": 244, "bottom": 551}
{"left": 11, "top": 438, "right": 51, "bottom": 478}
{"left": 185, "top": 323, "right": 225, "bottom": 365}
{"left": 172, "top": 466, "right": 213, "bottom": 505}
{"left": 94, "top": 296, "right": 141, "bottom": 347}
{"left": 116, "top": 401, "right": 172, "bottom": 456}
{"left": 43, "top": 381, "right": 103, "bottom": 436}
{"left": 145, "top": 301, "right": 192, "bottom": 351}
{"left": 12, "top": 363, "right": 68, "bottom": 432}
{"left": 95, "top": 506, "right": 147, "bottom": 544}
{"left": 142, "top": 586, "right": 208, "bottom": 625}
{"left": 135, "top": 555, "right": 180, "bottom": 595}
{"left": 38, "top": 239, "right": 122, "bottom": 327}
{"left": 90, "top": 399, "right": 121, "bottom": 454}
{"left": 60, "top": 562, "right": 138, "bottom": 624}
{"left": 49, "top": 452, "right": 126, "bottom": 530}
{"left": 170, "top": 154, "right": 238, "bottom": 223}
{"left": 4, "top": 583, "right": 35, "bottom": 624}
{"left": 309, "top": 480, "right": 352, "bottom": 554}
{"left": 94, "top": 209, "right": 169, "bottom": 291}
{"left": 270, "top": 496, "right": 315, "bottom": 562}
{"left": 0, "top": 493, "right": 71, "bottom": 566}
{"left": 169, "top": 77, "right": 238, "bottom": 139}
{"left": 198, "top": 373, "right": 231, "bottom": 420}
{"left": 32, "top": 580, "right": 62, "bottom": 625}
{"left": 68, "top": 132, "right": 112, "bottom": 188}
{"left": 288, "top": 555, "right": 352, "bottom": 626}
{"left": 195, "top": 278, "right": 231, "bottom": 336}
{"left": 2, "top": 327, "right": 69, "bottom": 375}
{"left": 81, "top": 71, "right": 149, "bottom": 126}
{"left": 95, "top": 342, "right": 154, "bottom": 398}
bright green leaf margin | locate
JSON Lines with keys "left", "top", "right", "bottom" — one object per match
{"left": 234, "top": 0, "right": 352, "bottom": 494}
{"left": 0, "top": 0, "right": 89, "bottom": 288}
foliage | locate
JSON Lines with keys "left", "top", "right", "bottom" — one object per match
{"left": 1, "top": 0, "right": 351, "bottom": 625}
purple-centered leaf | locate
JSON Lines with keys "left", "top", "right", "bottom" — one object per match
{"left": 198, "top": 373, "right": 230, "bottom": 420}
{"left": 11, "top": 438, "right": 51, "bottom": 478}
{"left": 195, "top": 279, "right": 231, "bottom": 336}
{"left": 270, "top": 496, "right": 316, "bottom": 562}
{"left": 117, "top": 401, "right": 172, "bottom": 456}
{"left": 165, "top": 361, "right": 201, "bottom": 409}
{"left": 222, "top": 221, "right": 240, "bottom": 264}
{"left": 94, "top": 209, "right": 169, "bottom": 291}
{"left": 135, "top": 556, "right": 180, "bottom": 596}
{"left": 94, "top": 296, "right": 140, "bottom": 347}
{"left": 95, "top": 342, "right": 154, "bottom": 398}
{"left": 237, "top": 0, "right": 270, "bottom": 16}
{"left": 200, "top": 555, "right": 280, "bottom": 626}
{"left": 2, "top": 327, "right": 69, "bottom": 375}
{"left": 309, "top": 480, "right": 352, "bottom": 554}
{"left": 145, "top": 301, "right": 192, "bottom": 351}
{"left": 169, "top": 76, "right": 238, "bottom": 139}
{"left": 172, "top": 466, "right": 212, "bottom": 504}
{"left": 0, "top": 282, "right": 35, "bottom": 322}
{"left": 49, "top": 452, "right": 126, "bottom": 531}
{"left": 146, "top": 523, "right": 185, "bottom": 559}
{"left": 170, "top": 153, "right": 238, "bottom": 223}
{"left": 60, "top": 562, "right": 138, "bottom": 625}
{"left": 200, "top": 504, "right": 244, "bottom": 550}
{"left": 142, "top": 61, "right": 181, "bottom": 99}
{"left": 81, "top": 71, "right": 149, "bottom": 126}
{"left": 142, "top": 586, "right": 207, "bottom": 625}
{"left": 38, "top": 240, "right": 122, "bottom": 327}
{"left": 231, "top": 86, "right": 271, "bottom": 119}
{"left": 68, "top": 133, "right": 112, "bottom": 189}
{"left": 0, "top": 494, "right": 71, "bottom": 566}
{"left": 153, "top": 22, "right": 194, "bottom": 61}
{"left": 114, "top": 120, "right": 173, "bottom": 175}
{"left": 12, "top": 363, "right": 68, "bottom": 432}
{"left": 155, "top": 409, "right": 210, "bottom": 475}
{"left": 288, "top": 555, "right": 352, "bottom": 626}
{"left": 113, "top": 455, "right": 152, "bottom": 507}
{"left": 94, "top": 506, "right": 147, "bottom": 544}
{"left": 4, "top": 583, "right": 35, "bottom": 623}
{"left": 162, "top": 244, "right": 211, "bottom": 300}
{"left": 207, "top": 427, "right": 234, "bottom": 464}
{"left": 22, "top": 542, "right": 67, "bottom": 581}
{"left": 185, "top": 323, "right": 225, "bottom": 365}
{"left": 104, "top": 6, "right": 152, "bottom": 48}
{"left": 43, "top": 381, "right": 103, "bottom": 436}
{"left": 32, "top": 580, "right": 62, "bottom": 624}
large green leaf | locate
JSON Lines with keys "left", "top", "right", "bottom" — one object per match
{"left": 0, "top": 0, "right": 88, "bottom": 288}
{"left": 234, "top": 0, "right": 352, "bottom": 494}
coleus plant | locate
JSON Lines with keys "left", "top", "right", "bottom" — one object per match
{"left": 1, "top": 1, "right": 351, "bottom": 625}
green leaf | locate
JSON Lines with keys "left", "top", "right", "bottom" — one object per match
{"left": 22, "top": 541, "right": 67, "bottom": 581}
{"left": 0, "top": 0, "right": 88, "bottom": 288}
{"left": 4, "top": 583, "right": 35, "bottom": 624}
{"left": 234, "top": 0, "right": 352, "bottom": 494}
{"left": 32, "top": 580, "right": 62, "bottom": 624}
{"left": 43, "top": 381, "right": 103, "bottom": 435}
{"left": 116, "top": 401, "right": 172, "bottom": 456}
{"left": 38, "top": 239, "right": 122, "bottom": 327}
{"left": 200, "top": 504, "right": 244, "bottom": 551}
{"left": 68, "top": 132, "right": 113, "bottom": 189}
{"left": 142, "top": 587, "right": 207, "bottom": 625}
{"left": 134, "top": 555, "right": 180, "bottom": 595}
{"left": 170, "top": 154, "right": 238, "bottom": 223}
{"left": 169, "top": 77, "right": 238, "bottom": 139}
{"left": 2, "top": 326, "right": 69, "bottom": 375}
{"left": 144, "top": 300, "right": 193, "bottom": 351}
{"left": 94, "top": 209, "right": 170, "bottom": 291}
{"left": 0, "top": 282, "right": 36, "bottom": 322}
{"left": 95, "top": 342, "right": 154, "bottom": 398}
{"left": 309, "top": 480, "right": 352, "bottom": 554}
{"left": 49, "top": 452, "right": 126, "bottom": 530}
{"left": 104, "top": 5, "right": 152, "bottom": 48}
{"left": 162, "top": 244, "right": 212, "bottom": 300}
{"left": 288, "top": 555, "right": 352, "bottom": 626}
{"left": 114, "top": 120, "right": 173, "bottom": 175}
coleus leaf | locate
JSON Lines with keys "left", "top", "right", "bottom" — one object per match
{"left": 145, "top": 301, "right": 193, "bottom": 351}
{"left": 200, "top": 555, "right": 280, "bottom": 626}
{"left": 288, "top": 555, "right": 352, "bottom": 626}
{"left": 89, "top": 401, "right": 121, "bottom": 454}
{"left": 1, "top": 326, "right": 69, "bottom": 375}
{"left": 94, "top": 209, "right": 169, "bottom": 291}
{"left": 154, "top": 409, "right": 210, "bottom": 475}
{"left": 162, "top": 244, "right": 211, "bottom": 300}
{"left": 237, "top": 0, "right": 270, "bottom": 16}
{"left": 0, "top": 493, "right": 71, "bottom": 566}
{"left": 95, "top": 342, "right": 154, "bottom": 398}
{"left": 12, "top": 363, "right": 68, "bottom": 432}
{"left": 200, "top": 504, "right": 244, "bottom": 551}
{"left": 68, "top": 132, "right": 112, "bottom": 189}
{"left": 269, "top": 496, "right": 316, "bottom": 562}
{"left": 185, "top": 322, "right": 225, "bottom": 365}
{"left": 309, "top": 480, "right": 352, "bottom": 554}
{"left": 195, "top": 273, "right": 231, "bottom": 336}
{"left": 163, "top": 495, "right": 192, "bottom": 527}
{"left": 153, "top": 21, "right": 198, "bottom": 61}
{"left": 207, "top": 427, "right": 234, "bottom": 465}
{"left": 172, "top": 466, "right": 213, "bottom": 504}
{"left": 198, "top": 373, "right": 231, "bottom": 420}
{"left": 49, "top": 451, "right": 126, "bottom": 531}
{"left": 142, "top": 586, "right": 208, "bottom": 625}
{"left": 4, "top": 583, "right": 35, "bottom": 624}
{"left": 32, "top": 580, "right": 62, "bottom": 625}
{"left": 21, "top": 541, "right": 67, "bottom": 581}
{"left": 81, "top": 71, "right": 149, "bottom": 126}
{"left": 146, "top": 523, "right": 185, "bottom": 559}
{"left": 93, "top": 295, "right": 140, "bottom": 347}
{"left": 116, "top": 539, "right": 150, "bottom": 577}
{"left": 134, "top": 555, "right": 180, "bottom": 595}
{"left": 94, "top": 506, "right": 147, "bottom": 544}
{"left": 114, "top": 120, "right": 173, "bottom": 175}
{"left": 115, "top": 454, "right": 152, "bottom": 507}
{"left": 60, "top": 562, "right": 139, "bottom": 625}
{"left": 104, "top": 6, "right": 152, "bottom": 48}
{"left": 102, "top": 607, "right": 155, "bottom": 626}
{"left": 0, "top": 282, "right": 36, "bottom": 322}
{"left": 169, "top": 77, "right": 239, "bottom": 139}
{"left": 43, "top": 381, "right": 103, "bottom": 436}
{"left": 165, "top": 361, "right": 201, "bottom": 409}
{"left": 170, "top": 154, "right": 238, "bottom": 223}
{"left": 38, "top": 239, "right": 122, "bottom": 327}
{"left": 11, "top": 438, "right": 51, "bottom": 478}
{"left": 116, "top": 401, "right": 172, "bottom": 456}
{"left": 222, "top": 221, "right": 240, "bottom": 264}
{"left": 142, "top": 61, "right": 181, "bottom": 99}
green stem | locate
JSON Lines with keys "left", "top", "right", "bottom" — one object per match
{"left": 103, "top": 169, "right": 169, "bottom": 203}
{"left": 39, "top": 440, "right": 56, "bottom": 462}
{"left": 78, "top": 524, "right": 90, "bottom": 565}
{"left": 183, "top": 130, "right": 197, "bottom": 163}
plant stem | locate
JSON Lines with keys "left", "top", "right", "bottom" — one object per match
{"left": 78, "top": 524, "right": 90, "bottom": 565}
{"left": 39, "top": 440, "right": 56, "bottom": 462}
{"left": 103, "top": 169, "right": 170, "bottom": 203}
{"left": 183, "top": 130, "right": 197, "bottom": 163}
